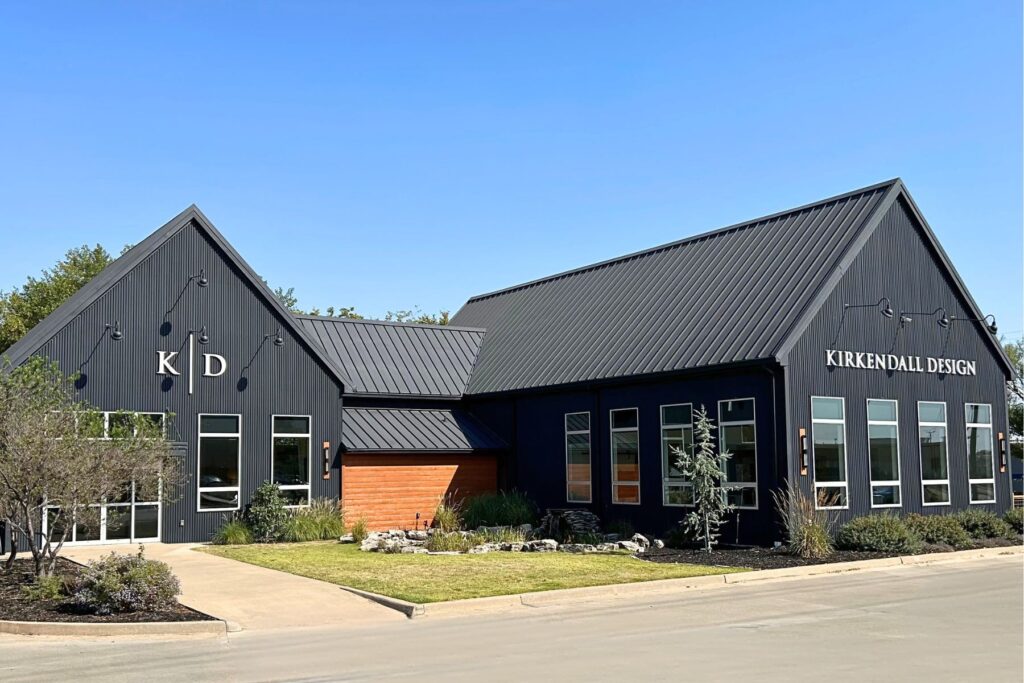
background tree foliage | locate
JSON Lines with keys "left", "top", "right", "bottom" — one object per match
{"left": 1004, "top": 339, "right": 1023, "bottom": 461}
{"left": 0, "top": 245, "right": 116, "bottom": 353}
{"left": 269, "top": 283, "right": 449, "bottom": 325}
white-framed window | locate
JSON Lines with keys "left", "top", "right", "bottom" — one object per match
{"left": 565, "top": 412, "right": 592, "bottom": 503}
{"left": 272, "top": 415, "right": 311, "bottom": 507}
{"left": 918, "top": 402, "right": 950, "bottom": 506}
{"left": 198, "top": 414, "right": 241, "bottom": 512}
{"left": 610, "top": 408, "right": 640, "bottom": 504}
{"left": 867, "top": 399, "right": 901, "bottom": 508}
{"left": 811, "top": 397, "right": 848, "bottom": 509}
{"left": 718, "top": 398, "right": 757, "bottom": 509}
{"left": 965, "top": 403, "right": 995, "bottom": 504}
{"left": 42, "top": 481, "right": 161, "bottom": 546}
{"left": 661, "top": 404, "right": 693, "bottom": 506}
{"left": 74, "top": 411, "right": 166, "bottom": 439}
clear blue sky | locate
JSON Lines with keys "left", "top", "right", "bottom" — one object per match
{"left": 1, "top": 1, "right": 1020, "bottom": 336}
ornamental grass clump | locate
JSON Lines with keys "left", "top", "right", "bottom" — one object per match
{"left": 212, "top": 516, "right": 253, "bottom": 545}
{"left": 350, "top": 518, "right": 370, "bottom": 543}
{"left": 280, "top": 499, "right": 346, "bottom": 542}
{"left": 432, "top": 495, "right": 463, "bottom": 532}
{"left": 462, "top": 491, "right": 538, "bottom": 529}
{"left": 903, "top": 513, "right": 973, "bottom": 550}
{"left": 480, "top": 526, "right": 527, "bottom": 544}
{"left": 70, "top": 547, "right": 180, "bottom": 615}
{"left": 836, "top": 514, "right": 921, "bottom": 554}
{"left": 952, "top": 509, "right": 1016, "bottom": 540}
{"left": 771, "top": 482, "right": 835, "bottom": 559}
{"left": 425, "top": 532, "right": 483, "bottom": 552}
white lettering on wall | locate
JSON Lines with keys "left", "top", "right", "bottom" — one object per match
{"left": 825, "top": 349, "right": 977, "bottom": 377}
{"left": 203, "top": 353, "right": 227, "bottom": 377}
{"left": 156, "top": 351, "right": 181, "bottom": 376}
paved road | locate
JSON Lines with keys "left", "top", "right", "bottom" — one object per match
{"left": 2, "top": 557, "right": 1021, "bottom": 682}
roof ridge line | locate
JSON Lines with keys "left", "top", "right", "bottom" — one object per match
{"left": 294, "top": 314, "right": 486, "bottom": 333}
{"left": 464, "top": 178, "right": 901, "bottom": 303}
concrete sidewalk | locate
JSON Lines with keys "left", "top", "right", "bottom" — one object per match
{"left": 64, "top": 543, "right": 404, "bottom": 631}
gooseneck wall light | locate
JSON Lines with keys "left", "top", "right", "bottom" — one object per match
{"left": 950, "top": 313, "right": 998, "bottom": 335}
{"left": 265, "top": 328, "right": 284, "bottom": 348}
{"left": 104, "top": 321, "right": 124, "bottom": 341}
{"left": 897, "top": 307, "right": 950, "bottom": 329}
{"left": 197, "top": 326, "right": 210, "bottom": 345}
{"left": 831, "top": 296, "right": 893, "bottom": 345}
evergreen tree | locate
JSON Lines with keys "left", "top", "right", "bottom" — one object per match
{"left": 672, "top": 405, "right": 734, "bottom": 552}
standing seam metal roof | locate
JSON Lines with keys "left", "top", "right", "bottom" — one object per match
{"left": 342, "top": 407, "right": 507, "bottom": 452}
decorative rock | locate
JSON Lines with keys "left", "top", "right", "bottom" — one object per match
{"left": 538, "top": 509, "right": 601, "bottom": 541}
{"left": 338, "top": 534, "right": 354, "bottom": 543}
{"left": 400, "top": 546, "right": 429, "bottom": 554}
{"left": 603, "top": 533, "right": 620, "bottom": 542}
{"left": 388, "top": 529, "right": 407, "bottom": 539}
{"left": 630, "top": 533, "right": 650, "bottom": 550}
{"left": 595, "top": 543, "right": 620, "bottom": 552}
{"left": 500, "top": 542, "right": 525, "bottom": 552}
{"left": 617, "top": 540, "right": 642, "bottom": 553}
{"left": 406, "top": 530, "right": 428, "bottom": 541}
{"left": 652, "top": 539, "right": 665, "bottom": 549}
{"left": 558, "top": 543, "right": 598, "bottom": 553}
{"left": 469, "top": 543, "right": 503, "bottom": 554}
{"left": 524, "top": 539, "right": 559, "bottom": 552}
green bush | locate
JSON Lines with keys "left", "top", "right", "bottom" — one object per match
{"left": 605, "top": 519, "right": 635, "bottom": 539}
{"left": 280, "top": 499, "right": 346, "bottom": 542}
{"left": 1004, "top": 508, "right": 1023, "bottom": 534}
{"left": 279, "top": 514, "right": 322, "bottom": 543}
{"left": 836, "top": 514, "right": 921, "bottom": 553}
{"left": 246, "top": 482, "right": 289, "bottom": 542}
{"left": 904, "top": 514, "right": 973, "bottom": 550}
{"left": 22, "top": 574, "right": 69, "bottom": 602}
{"left": 350, "top": 518, "right": 370, "bottom": 543}
{"left": 953, "top": 509, "right": 1015, "bottom": 539}
{"left": 772, "top": 482, "right": 835, "bottom": 559}
{"left": 432, "top": 496, "right": 463, "bottom": 532}
{"left": 462, "top": 491, "right": 538, "bottom": 529}
{"left": 212, "top": 516, "right": 253, "bottom": 545}
{"left": 425, "top": 531, "right": 483, "bottom": 552}
{"left": 70, "top": 547, "right": 180, "bottom": 615}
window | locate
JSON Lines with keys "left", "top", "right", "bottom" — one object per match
{"left": 661, "top": 404, "right": 693, "bottom": 506}
{"left": 811, "top": 397, "right": 848, "bottom": 509}
{"left": 965, "top": 403, "right": 995, "bottom": 504}
{"left": 719, "top": 398, "right": 757, "bottom": 509}
{"left": 610, "top": 408, "right": 640, "bottom": 504}
{"left": 273, "top": 416, "right": 311, "bottom": 507}
{"left": 198, "top": 414, "right": 241, "bottom": 511}
{"left": 867, "top": 399, "right": 901, "bottom": 508}
{"left": 918, "top": 402, "right": 949, "bottom": 505}
{"left": 75, "top": 411, "right": 166, "bottom": 439}
{"left": 565, "top": 412, "right": 592, "bottom": 503}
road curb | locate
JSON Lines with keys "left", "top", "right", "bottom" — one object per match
{"left": 0, "top": 618, "right": 228, "bottom": 637}
{"left": 340, "top": 544, "right": 1022, "bottom": 619}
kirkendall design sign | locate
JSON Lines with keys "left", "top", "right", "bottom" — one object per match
{"left": 156, "top": 332, "right": 227, "bottom": 394}
{"left": 826, "top": 349, "right": 976, "bottom": 377}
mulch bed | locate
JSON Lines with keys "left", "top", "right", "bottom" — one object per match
{"left": 0, "top": 558, "right": 214, "bottom": 623}
{"left": 640, "top": 537, "right": 1020, "bottom": 570}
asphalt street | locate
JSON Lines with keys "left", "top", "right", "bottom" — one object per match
{"left": 1, "top": 556, "right": 1021, "bottom": 682}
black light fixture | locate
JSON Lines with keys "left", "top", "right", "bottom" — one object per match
{"left": 843, "top": 297, "right": 894, "bottom": 319}
{"left": 937, "top": 308, "right": 950, "bottom": 329}
{"left": 950, "top": 313, "right": 998, "bottom": 335}
{"left": 197, "top": 326, "right": 210, "bottom": 345}
{"left": 105, "top": 321, "right": 124, "bottom": 341}
{"left": 196, "top": 269, "right": 209, "bottom": 288}
{"left": 265, "top": 328, "right": 284, "bottom": 347}
{"left": 897, "top": 307, "right": 949, "bottom": 328}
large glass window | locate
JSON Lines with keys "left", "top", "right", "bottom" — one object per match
{"left": 273, "top": 416, "right": 311, "bottom": 507}
{"left": 198, "top": 414, "right": 240, "bottom": 511}
{"left": 610, "top": 408, "right": 640, "bottom": 504}
{"left": 661, "top": 404, "right": 693, "bottom": 506}
{"left": 565, "top": 412, "right": 592, "bottom": 503}
{"left": 965, "top": 403, "right": 995, "bottom": 504}
{"left": 918, "top": 402, "right": 949, "bottom": 505}
{"left": 867, "top": 399, "right": 901, "bottom": 508}
{"left": 719, "top": 398, "right": 757, "bottom": 509}
{"left": 811, "top": 397, "right": 848, "bottom": 509}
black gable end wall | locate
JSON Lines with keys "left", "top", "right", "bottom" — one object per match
{"left": 25, "top": 221, "right": 343, "bottom": 542}
{"left": 784, "top": 197, "right": 1010, "bottom": 518}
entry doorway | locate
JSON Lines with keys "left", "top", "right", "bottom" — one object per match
{"left": 42, "top": 484, "right": 161, "bottom": 545}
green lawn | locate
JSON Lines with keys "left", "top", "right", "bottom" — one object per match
{"left": 199, "top": 542, "right": 743, "bottom": 604}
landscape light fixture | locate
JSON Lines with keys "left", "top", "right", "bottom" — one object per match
{"left": 950, "top": 313, "right": 998, "bottom": 335}
{"left": 105, "top": 321, "right": 124, "bottom": 341}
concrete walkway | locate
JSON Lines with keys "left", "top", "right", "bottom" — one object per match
{"left": 63, "top": 543, "right": 404, "bottom": 631}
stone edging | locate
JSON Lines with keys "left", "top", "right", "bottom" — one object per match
{"left": 339, "top": 544, "right": 1023, "bottom": 619}
{"left": 0, "top": 618, "right": 229, "bottom": 637}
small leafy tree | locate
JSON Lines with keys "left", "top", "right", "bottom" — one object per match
{"left": 671, "top": 405, "right": 734, "bottom": 552}
{"left": 0, "top": 357, "right": 178, "bottom": 577}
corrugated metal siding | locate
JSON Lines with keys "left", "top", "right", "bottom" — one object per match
{"left": 452, "top": 182, "right": 893, "bottom": 394}
{"left": 297, "top": 317, "right": 484, "bottom": 398}
{"left": 25, "top": 221, "right": 344, "bottom": 543}
{"left": 784, "top": 197, "right": 1012, "bottom": 518}
{"left": 343, "top": 407, "right": 506, "bottom": 452}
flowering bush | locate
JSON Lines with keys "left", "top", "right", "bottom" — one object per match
{"left": 70, "top": 547, "right": 180, "bottom": 614}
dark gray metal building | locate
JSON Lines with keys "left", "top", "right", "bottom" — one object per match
{"left": 1, "top": 179, "right": 1013, "bottom": 546}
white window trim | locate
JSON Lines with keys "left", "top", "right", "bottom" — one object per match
{"left": 810, "top": 396, "right": 849, "bottom": 510}
{"left": 197, "top": 413, "right": 242, "bottom": 513}
{"left": 74, "top": 410, "right": 166, "bottom": 440}
{"left": 660, "top": 403, "right": 693, "bottom": 507}
{"left": 564, "top": 412, "right": 593, "bottom": 504}
{"left": 917, "top": 401, "right": 950, "bottom": 507}
{"left": 718, "top": 398, "right": 758, "bottom": 510}
{"left": 610, "top": 407, "right": 641, "bottom": 505}
{"left": 867, "top": 398, "right": 902, "bottom": 509}
{"left": 965, "top": 403, "right": 996, "bottom": 504}
{"left": 42, "top": 480, "right": 162, "bottom": 546}
{"left": 272, "top": 415, "right": 312, "bottom": 508}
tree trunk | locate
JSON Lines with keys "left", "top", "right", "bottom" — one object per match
{"left": 3, "top": 528, "right": 17, "bottom": 571}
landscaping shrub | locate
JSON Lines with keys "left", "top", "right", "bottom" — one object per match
{"left": 462, "top": 491, "right": 538, "bottom": 529}
{"left": 279, "top": 514, "right": 322, "bottom": 543}
{"left": 350, "top": 518, "right": 370, "bottom": 543}
{"left": 22, "top": 574, "right": 69, "bottom": 602}
{"left": 903, "top": 514, "right": 973, "bottom": 550}
{"left": 663, "top": 524, "right": 696, "bottom": 549}
{"left": 1004, "top": 508, "right": 1023, "bottom": 534}
{"left": 605, "top": 519, "right": 635, "bottom": 539}
{"left": 480, "top": 526, "right": 527, "bottom": 544}
{"left": 246, "top": 482, "right": 289, "bottom": 542}
{"left": 280, "top": 499, "right": 346, "bottom": 542}
{"left": 953, "top": 509, "right": 1015, "bottom": 540}
{"left": 425, "top": 531, "right": 483, "bottom": 552}
{"left": 772, "top": 482, "right": 835, "bottom": 559}
{"left": 212, "top": 516, "right": 253, "bottom": 545}
{"left": 432, "top": 496, "right": 463, "bottom": 532}
{"left": 70, "top": 547, "right": 180, "bottom": 615}
{"left": 836, "top": 514, "right": 921, "bottom": 554}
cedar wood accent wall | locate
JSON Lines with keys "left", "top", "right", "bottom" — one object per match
{"left": 342, "top": 454, "right": 497, "bottom": 530}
